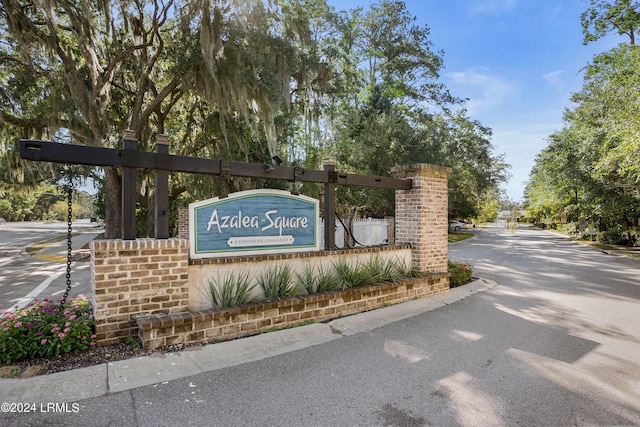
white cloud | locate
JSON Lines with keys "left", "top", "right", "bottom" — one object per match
{"left": 447, "top": 68, "right": 518, "bottom": 116}
{"left": 543, "top": 70, "right": 564, "bottom": 88}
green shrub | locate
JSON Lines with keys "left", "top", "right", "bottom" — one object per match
{"left": 296, "top": 265, "right": 316, "bottom": 294}
{"left": 258, "top": 264, "right": 304, "bottom": 301}
{"left": 314, "top": 266, "right": 341, "bottom": 292}
{"left": 333, "top": 259, "right": 377, "bottom": 289}
{"left": 0, "top": 295, "right": 96, "bottom": 365}
{"left": 364, "top": 256, "right": 400, "bottom": 283}
{"left": 558, "top": 222, "right": 578, "bottom": 236}
{"left": 203, "top": 271, "right": 257, "bottom": 309}
{"left": 296, "top": 265, "right": 340, "bottom": 294}
{"left": 597, "top": 229, "right": 622, "bottom": 245}
{"left": 448, "top": 260, "right": 473, "bottom": 288}
{"left": 393, "top": 257, "right": 423, "bottom": 279}
{"left": 204, "top": 256, "right": 425, "bottom": 307}
{"left": 597, "top": 229, "right": 638, "bottom": 246}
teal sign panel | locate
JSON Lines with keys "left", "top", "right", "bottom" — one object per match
{"left": 189, "top": 190, "right": 320, "bottom": 258}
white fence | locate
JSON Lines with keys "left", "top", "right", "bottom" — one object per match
{"left": 324, "top": 218, "right": 390, "bottom": 248}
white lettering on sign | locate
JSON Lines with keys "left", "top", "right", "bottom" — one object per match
{"left": 206, "top": 209, "right": 309, "bottom": 235}
{"left": 261, "top": 210, "right": 309, "bottom": 235}
{"left": 227, "top": 235, "right": 295, "bottom": 247}
{"left": 206, "top": 209, "right": 259, "bottom": 233}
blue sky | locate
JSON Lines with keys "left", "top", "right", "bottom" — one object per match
{"left": 329, "top": 0, "right": 622, "bottom": 201}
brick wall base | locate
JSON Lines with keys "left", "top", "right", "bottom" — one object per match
{"left": 137, "top": 272, "right": 449, "bottom": 350}
{"left": 91, "top": 239, "right": 189, "bottom": 346}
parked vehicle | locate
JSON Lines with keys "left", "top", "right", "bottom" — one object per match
{"left": 449, "top": 221, "right": 465, "bottom": 232}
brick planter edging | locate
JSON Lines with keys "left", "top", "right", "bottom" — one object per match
{"left": 137, "top": 272, "right": 449, "bottom": 350}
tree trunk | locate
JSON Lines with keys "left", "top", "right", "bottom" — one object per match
{"left": 104, "top": 167, "right": 122, "bottom": 239}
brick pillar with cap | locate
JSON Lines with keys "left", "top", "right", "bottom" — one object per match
{"left": 393, "top": 164, "right": 452, "bottom": 274}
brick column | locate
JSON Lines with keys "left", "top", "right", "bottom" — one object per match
{"left": 177, "top": 207, "right": 189, "bottom": 240}
{"left": 91, "top": 239, "right": 189, "bottom": 345}
{"left": 393, "top": 164, "right": 451, "bottom": 273}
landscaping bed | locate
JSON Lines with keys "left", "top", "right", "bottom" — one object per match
{"left": 137, "top": 272, "right": 450, "bottom": 350}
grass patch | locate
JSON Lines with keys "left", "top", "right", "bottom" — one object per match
{"left": 448, "top": 233, "right": 474, "bottom": 244}
{"left": 579, "top": 241, "right": 618, "bottom": 250}
{"left": 0, "top": 365, "right": 23, "bottom": 378}
{"left": 575, "top": 239, "right": 640, "bottom": 257}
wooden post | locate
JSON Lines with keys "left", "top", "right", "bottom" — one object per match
{"left": 323, "top": 157, "right": 336, "bottom": 250}
{"left": 121, "top": 130, "right": 137, "bottom": 240}
{"left": 155, "top": 134, "right": 169, "bottom": 239}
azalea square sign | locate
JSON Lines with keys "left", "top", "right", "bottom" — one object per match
{"left": 189, "top": 189, "right": 321, "bottom": 258}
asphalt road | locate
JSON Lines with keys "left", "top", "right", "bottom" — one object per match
{"left": 0, "top": 220, "right": 99, "bottom": 313}
{"left": 3, "top": 224, "right": 640, "bottom": 426}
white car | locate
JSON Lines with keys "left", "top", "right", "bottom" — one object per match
{"left": 449, "top": 221, "right": 465, "bottom": 232}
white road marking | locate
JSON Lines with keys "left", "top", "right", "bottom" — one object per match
{"left": 1, "top": 266, "right": 66, "bottom": 314}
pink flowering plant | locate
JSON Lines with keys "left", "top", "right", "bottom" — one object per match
{"left": 0, "top": 295, "right": 96, "bottom": 364}
{"left": 448, "top": 260, "right": 473, "bottom": 288}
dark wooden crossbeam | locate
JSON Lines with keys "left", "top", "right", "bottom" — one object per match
{"left": 19, "top": 140, "right": 412, "bottom": 190}
{"left": 19, "top": 138, "right": 412, "bottom": 245}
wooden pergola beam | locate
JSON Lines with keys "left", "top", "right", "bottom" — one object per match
{"left": 19, "top": 137, "right": 412, "bottom": 246}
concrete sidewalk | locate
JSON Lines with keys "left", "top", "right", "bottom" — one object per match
{"left": 1, "top": 278, "right": 496, "bottom": 403}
